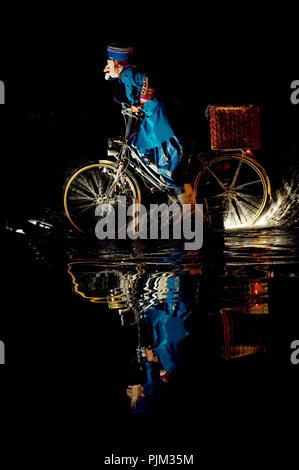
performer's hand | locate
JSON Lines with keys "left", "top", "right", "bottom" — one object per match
{"left": 145, "top": 348, "right": 158, "bottom": 363}
{"left": 130, "top": 105, "right": 143, "bottom": 114}
{"left": 126, "top": 384, "right": 145, "bottom": 399}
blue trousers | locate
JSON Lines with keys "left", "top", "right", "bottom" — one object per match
{"left": 133, "top": 136, "right": 184, "bottom": 195}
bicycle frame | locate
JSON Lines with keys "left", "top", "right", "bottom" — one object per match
{"left": 110, "top": 104, "right": 271, "bottom": 197}
{"left": 64, "top": 102, "right": 272, "bottom": 234}
{"left": 106, "top": 104, "right": 175, "bottom": 198}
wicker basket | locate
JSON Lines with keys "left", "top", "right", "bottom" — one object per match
{"left": 209, "top": 104, "right": 261, "bottom": 150}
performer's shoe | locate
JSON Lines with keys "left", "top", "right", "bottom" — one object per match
{"left": 177, "top": 184, "right": 196, "bottom": 206}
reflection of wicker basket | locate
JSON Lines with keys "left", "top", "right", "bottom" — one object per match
{"left": 209, "top": 105, "right": 261, "bottom": 150}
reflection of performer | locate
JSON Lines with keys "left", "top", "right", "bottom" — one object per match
{"left": 66, "top": 259, "right": 193, "bottom": 412}
{"left": 127, "top": 273, "right": 191, "bottom": 412}
{"left": 126, "top": 361, "right": 168, "bottom": 412}
{"left": 145, "top": 294, "right": 191, "bottom": 372}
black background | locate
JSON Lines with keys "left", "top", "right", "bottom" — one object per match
{"left": 1, "top": 8, "right": 298, "bottom": 467}
{"left": 1, "top": 13, "right": 298, "bottom": 224}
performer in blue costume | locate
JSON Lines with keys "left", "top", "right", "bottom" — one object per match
{"left": 104, "top": 43, "right": 192, "bottom": 203}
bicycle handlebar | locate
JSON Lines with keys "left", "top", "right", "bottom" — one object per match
{"left": 121, "top": 102, "right": 145, "bottom": 120}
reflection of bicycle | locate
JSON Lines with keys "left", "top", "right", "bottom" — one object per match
{"left": 63, "top": 103, "right": 271, "bottom": 233}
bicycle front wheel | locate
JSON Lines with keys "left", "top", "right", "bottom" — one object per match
{"left": 193, "top": 154, "right": 271, "bottom": 228}
{"left": 64, "top": 160, "right": 141, "bottom": 234}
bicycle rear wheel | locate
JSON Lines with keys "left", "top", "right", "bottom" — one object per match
{"left": 193, "top": 154, "right": 271, "bottom": 228}
{"left": 64, "top": 160, "right": 141, "bottom": 234}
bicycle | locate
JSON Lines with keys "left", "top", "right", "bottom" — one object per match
{"left": 63, "top": 103, "right": 271, "bottom": 233}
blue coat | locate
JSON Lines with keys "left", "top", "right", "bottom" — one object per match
{"left": 118, "top": 66, "right": 175, "bottom": 150}
{"left": 143, "top": 275, "right": 191, "bottom": 372}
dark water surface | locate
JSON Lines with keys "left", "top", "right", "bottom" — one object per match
{"left": 2, "top": 89, "right": 299, "bottom": 465}
{"left": 4, "top": 220, "right": 299, "bottom": 464}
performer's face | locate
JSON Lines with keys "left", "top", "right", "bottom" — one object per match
{"left": 103, "top": 59, "right": 123, "bottom": 78}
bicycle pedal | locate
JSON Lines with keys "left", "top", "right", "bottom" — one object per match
{"left": 107, "top": 149, "right": 118, "bottom": 156}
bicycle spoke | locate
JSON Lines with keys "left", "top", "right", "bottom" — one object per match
{"left": 78, "top": 173, "right": 99, "bottom": 198}
{"left": 210, "top": 191, "right": 229, "bottom": 198}
{"left": 72, "top": 176, "right": 98, "bottom": 199}
{"left": 237, "top": 200, "right": 252, "bottom": 221}
{"left": 69, "top": 185, "right": 97, "bottom": 202}
{"left": 236, "top": 199, "right": 257, "bottom": 215}
{"left": 234, "top": 180, "right": 263, "bottom": 190}
{"left": 232, "top": 196, "right": 254, "bottom": 220}
{"left": 64, "top": 163, "right": 139, "bottom": 233}
{"left": 235, "top": 190, "right": 261, "bottom": 202}
{"left": 198, "top": 156, "right": 227, "bottom": 191}
{"left": 195, "top": 156, "right": 268, "bottom": 227}
{"left": 90, "top": 168, "right": 103, "bottom": 196}
{"left": 230, "top": 159, "right": 243, "bottom": 188}
{"left": 231, "top": 198, "right": 242, "bottom": 223}
{"left": 225, "top": 199, "right": 237, "bottom": 225}
{"left": 235, "top": 192, "right": 261, "bottom": 210}
{"left": 70, "top": 201, "right": 98, "bottom": 214}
